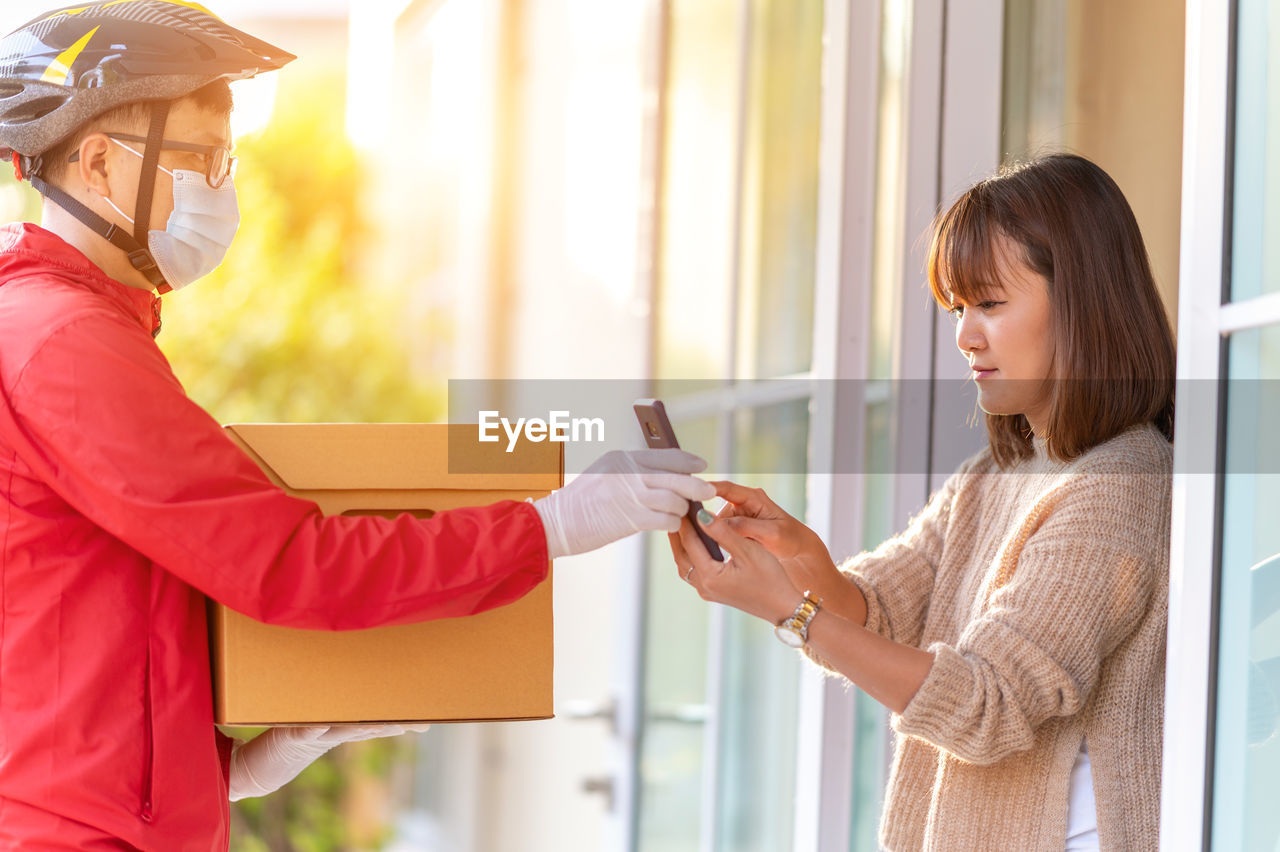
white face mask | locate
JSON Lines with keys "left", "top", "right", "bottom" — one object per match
{"left": 102, "top": 139, "right": 240, "bottom": 290}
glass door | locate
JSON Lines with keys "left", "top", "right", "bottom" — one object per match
{"left": 633, "top": 1, "right": 824, "bottom": 849}
{"left": 1209, "top": 1, "right": 1280, "bottom": 847}
{"left": 1167, "top": 0, "right": 1280, "bottom": 846}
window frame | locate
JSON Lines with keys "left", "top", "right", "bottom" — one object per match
{"left": 1151, "top": 0, "right": 1280, "bottom": 847}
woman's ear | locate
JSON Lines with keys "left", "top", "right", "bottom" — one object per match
{"left": 75, "top": 133, "right": 114, "bottom": 197}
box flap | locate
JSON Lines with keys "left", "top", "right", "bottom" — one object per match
{"left": 225, "top": 423, "right": 562, "bottom": 492}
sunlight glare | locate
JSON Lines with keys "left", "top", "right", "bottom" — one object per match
{"left": 0, "top": 185, "right": 29, "bottom": 222}
{"left": 230, "top": 73, "right": 279, "bottom": 139}
{"left": 425, "top": 0, "right": 486, "bottom": 164}
{"left": 563, "top": 0, "right": 645, "bottom": 302}
{"left": 346, "top": 0, "right": 411, "bottom": 150}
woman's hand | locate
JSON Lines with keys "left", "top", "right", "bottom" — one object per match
{"left": 710, "top": 481, "right": 866, "bottom": 624}
{"left": 675, "top": 501, "right": 936, "bottom": 706}
{"left": 668, "top": 510, "right": 802, "bottom": 625}
{"left": 673, "top": 505, "right": 934, "bottom": 713}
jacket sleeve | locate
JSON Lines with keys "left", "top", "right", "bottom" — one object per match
{"left": 4, "top": 310, "right": 549, "bottom": 630}
{"left": 891, "top": 471, "right": 1166, "bottom": 765}
{"left": 216, "top": 729, "right": 236, "bottom": 786}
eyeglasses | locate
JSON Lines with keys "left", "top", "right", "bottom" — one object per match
{"left": 69, "top": 132, "right": 237, "bottom": 189}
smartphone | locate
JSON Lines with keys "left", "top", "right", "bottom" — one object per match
{"left": 633, "top": 399, "right": 724, "bottom": 562}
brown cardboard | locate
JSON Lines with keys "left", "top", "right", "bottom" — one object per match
{"left": 211, "top": 423, "right": 560, "bottom": 726}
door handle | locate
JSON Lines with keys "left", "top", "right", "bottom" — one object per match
{"left": 561, "top": 696, "right": 619, "bottom": 735}
{"left": 580, "top": 774, "right": 616, "bottom": 810}
{"left": 646, "top": 703, "right": 709, "bottom": 724}
{"left": 562, "top": 698, "right": 621, "bottom": 812}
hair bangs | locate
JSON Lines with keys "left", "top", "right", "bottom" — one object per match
{"left": 927, "top": 189, "right": 1009, "bottom": 311}
{"left": 925, "top": 153, "right": 1175, "bottom": 468}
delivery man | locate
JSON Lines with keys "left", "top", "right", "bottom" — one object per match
{"left": 0, "top": 3, "right": 714, "bottom": 849}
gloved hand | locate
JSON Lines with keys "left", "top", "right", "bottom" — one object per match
{"left": 533, "top": 449, "right": 715, "bottom": 559}
{"left": 228, "top": 724, "right": 430, "bottom": 801}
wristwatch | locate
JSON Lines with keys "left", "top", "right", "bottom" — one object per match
{"left": 774, "top": 591, "right": 822, "bottom": 648}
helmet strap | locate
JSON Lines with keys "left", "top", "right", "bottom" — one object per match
{"left": 131, "top": 100, "right": 169, "bottom": 257}
{"left": 23, "top": 98, "right": 174, "bottom": 294}
{"left": 29, "top": 173, "right": 171, "bottom": 294}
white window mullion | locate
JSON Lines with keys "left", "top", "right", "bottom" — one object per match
{"left": 627, "top": 1, "right": 670, "bottom": 848}
{"left": 1162, "top": 0, "right": 1233, "bottom": 848}
{"left": 798, "top": 0, "right": 884, "bottom": 850}
{"left": 891, "top": 0, "right": 944, "bottom": 518}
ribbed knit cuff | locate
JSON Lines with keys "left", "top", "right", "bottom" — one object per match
{"left": 845, "top": 570, "right": 886, "bottom": 637}
{"left": 895, "top": 642, "right": 971, "bottom": 741}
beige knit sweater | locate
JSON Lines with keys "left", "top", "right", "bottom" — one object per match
{"left": 838, "top": 423, "right": 1170, "bottom": 852}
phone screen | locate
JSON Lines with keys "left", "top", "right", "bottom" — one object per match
{"left": 633, "top": 399, "right": 724, "bottom": 561}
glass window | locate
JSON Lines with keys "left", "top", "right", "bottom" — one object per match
{"left": 868, "top": 0, "right": 908, "bottom": 385}
{"left": 734, "top": 0, "right": 823, "bottom": 380}
{"left": 849, "top": 689, "right": 888, "bottom": 851}
{"left": 1212, "top": 2, "right": 1280, "bottom": 846}
{"left": 655, "top": 0, "right": 741, "bottom": 381}
{"left": 636, "top": 414, "right": 720, "bottom": 852}
{"left": 847, "top": 0, "right": 910, "bottom": 845}
{"left": 1212, "top": 326, "right": 1280, "bottom": 851}
{"left": 852, "top": 388, "right": 893, "bottom": 852}
{"left": 1230, "top": 0, "right": 1280, "bottom": 302}
{"left": 641, "top": 0, "right": 820, "bottom": 846}
{"left": 713, "top": 401, "right": 809, "bottom": 852}
{"left": 1000, "top": 0, "right": 1067, "bottom": 160}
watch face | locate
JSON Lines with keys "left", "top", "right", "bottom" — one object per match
{"left": 774, "top": 625, "right": 805, "bottom": 648}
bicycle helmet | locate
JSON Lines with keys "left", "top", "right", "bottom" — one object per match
{"left": 0, "top": 1, "right": 294, "bottom": 292}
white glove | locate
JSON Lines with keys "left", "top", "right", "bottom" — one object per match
{"left": 228, "top": 724, "right": 430, "bottom": 801}
{"left": 533, "top": 449, "right": 715, "bottom": 559}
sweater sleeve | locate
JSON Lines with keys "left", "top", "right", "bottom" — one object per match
{"left": 836, "top": 463, "right": 969, "bottom": 648}
{"left": 893, "top": 470, "right": 1166, "bottom": 765}
{"left": 3, "top": 310, "right": 550, "bottom": 630}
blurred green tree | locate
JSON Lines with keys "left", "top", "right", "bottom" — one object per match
{"left": 158, "top": 69, "right": 444, "bottom": 425}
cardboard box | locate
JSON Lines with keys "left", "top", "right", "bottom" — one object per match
{"left": 211, "top": 423, "right": 560, "bottom": 726}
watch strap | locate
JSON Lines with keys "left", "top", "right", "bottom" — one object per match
{"left": 778, "top": 591, "right": 822, "bottom": 644}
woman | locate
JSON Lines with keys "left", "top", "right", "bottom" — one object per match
{"left": 670, "top": 154, "right": 1174, "bottom": 851}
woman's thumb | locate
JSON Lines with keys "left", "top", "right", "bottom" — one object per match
{"left": 720, "top": 515, "right": 779, "bottom": 545}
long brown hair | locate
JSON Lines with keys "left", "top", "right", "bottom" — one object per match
{"left": 927, "top": 154, "right": 1175, "bottom": 468}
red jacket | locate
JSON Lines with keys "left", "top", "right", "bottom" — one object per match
{"left": 0, "top": 223, "right": 550, "bottom": 850}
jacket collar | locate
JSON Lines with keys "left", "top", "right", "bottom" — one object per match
{"left": 0, "top": 222, "right": 163, "bottom": 337}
